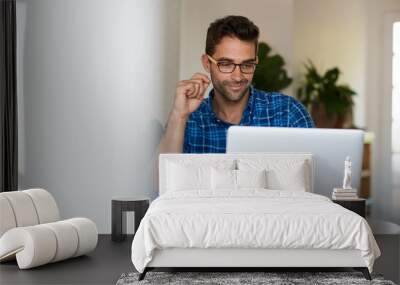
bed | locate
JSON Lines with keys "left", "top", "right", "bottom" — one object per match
{"left": 131, "top": 153, "right": 380, "bottom": 280}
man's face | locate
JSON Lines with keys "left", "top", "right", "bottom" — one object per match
{"left": 202, "top": 37, "right": 257, "bottom": 102}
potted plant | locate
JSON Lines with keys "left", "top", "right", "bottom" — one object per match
{"left": 253, "top": 42, "right": 292, "bottom": 92}
{"left": 296, "top": 60, "right": 356, "bottom": 128}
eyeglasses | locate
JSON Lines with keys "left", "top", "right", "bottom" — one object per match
{"left": 207, "top": 55, "right": 257, "bottom": 74}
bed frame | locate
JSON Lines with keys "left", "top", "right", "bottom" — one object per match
{"left": 139, "top": 248, "right": 371, "bottom": 280}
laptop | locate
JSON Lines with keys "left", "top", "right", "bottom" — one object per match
{"left": 226, "top": 126, "right": 364, "bottom": 198}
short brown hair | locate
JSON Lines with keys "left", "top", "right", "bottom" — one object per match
{"left": 205, "top": 15, "right": 260, "bottom": 56}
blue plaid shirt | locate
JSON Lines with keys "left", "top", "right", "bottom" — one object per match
{"left": 183, "top": 86, "right": 314, "bottom": 153}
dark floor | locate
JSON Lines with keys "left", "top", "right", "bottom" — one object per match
{"left": 1, "top": 227, "right": 399, "bottom": 285}
{"left": 0, "top": 235, "right": 134, "bottom": 285}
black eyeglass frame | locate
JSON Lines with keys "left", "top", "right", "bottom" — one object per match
{"left": 207, "top": 55, "right": 258, "bottom": 74}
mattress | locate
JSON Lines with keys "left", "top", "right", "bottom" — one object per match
{"left": 131, "top": 190, "right": 380, "bottom": 273}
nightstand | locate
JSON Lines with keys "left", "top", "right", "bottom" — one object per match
{"left": 332, "top": 198, "right": 366, "bottom": 217}
{"left": 111, "top": 196, "right": 149, "bottom": 242}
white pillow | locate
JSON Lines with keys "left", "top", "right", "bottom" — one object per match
{"left": 211, "top": 168, "right": 236, "bottom": 190}
{"left": 236, "top": 169, "right": 267, "bottom": 188}
{"left": 211, "top": 168, "right": 268, "bottom": 190}
{"left": 166, "top": 162, "right": 211, "bottom": 191}
{"left": 267, "top": 162, "right": 306, "bottom": 191}
{"left": 237, "top": 159, "right": 309, "bottom": 191}
{"left": 165, "top": 159, "right": 236, "bottom": 192}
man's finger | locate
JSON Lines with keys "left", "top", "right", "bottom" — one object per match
{"left": 192, "top": 82, "right": 200, "bottom": 98}
{"left": 191, "top": 73, "right": 210, "bottom": 84}
{"left": 179, "top": 83, "right": 195, "bottom": 97}
{"left": 199, "top": 81, "right": 210, "bottom": 98}
{"left": 178, "top": 79, "right": 209, "bottom": 100}
{"left": 191, "top": 79, "right": 210, "bottom": 96}
{"left": 187, "top": 80, "right": 205, "bottom": 98}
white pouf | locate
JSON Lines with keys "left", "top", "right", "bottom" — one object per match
{"left": 0, "top": 189, "right": 98, "bottom": 269}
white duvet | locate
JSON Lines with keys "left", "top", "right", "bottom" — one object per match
{"left": 131, "top": 190, "right": 380, "bottom": 273}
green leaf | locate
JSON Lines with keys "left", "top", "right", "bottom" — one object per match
{"left": 296, "top": 59, "right": 357, "bottom": 119}
{"left": 253, "top": 42, "right": 292, "bottom": 92}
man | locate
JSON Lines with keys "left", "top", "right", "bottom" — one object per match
{"left": 159, "top": 15, "right": 314, "bottom": 154}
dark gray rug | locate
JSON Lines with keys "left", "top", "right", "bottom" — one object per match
{"left": 116, "top": 271, "right": 396, "bottom": 285}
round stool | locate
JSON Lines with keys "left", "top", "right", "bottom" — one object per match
{"left": 111, "top": 196, "right": 149, "bottom": 242}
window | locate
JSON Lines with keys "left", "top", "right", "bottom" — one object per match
{"left": 392, "top": 21, "right": 400, "bottom": 153}
{"left": 392, "top": 21, "right": 400, "bottom": 200}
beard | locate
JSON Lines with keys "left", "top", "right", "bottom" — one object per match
{"left": 210, "top": 73, "right": 251, "bottom": 103}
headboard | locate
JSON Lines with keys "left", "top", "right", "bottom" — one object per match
{"left": 159, "top": 153, "right": 314, "bottom": 195}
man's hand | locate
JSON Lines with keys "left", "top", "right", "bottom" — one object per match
{"left": 172, "top": 73, "right": 210, "bottom": 119}
{"left": 158, "top": 73, "right": 210, "bottom": 154}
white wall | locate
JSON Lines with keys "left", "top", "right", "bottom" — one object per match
{"left": 16, "top": 0, "right": 400, "bottom": 232}
{"left": 293, "top": 0, "right": 367, "bottom": 128}
{"left": 179, "top": 0, "right": 295, "bottom": 95}
{"left": 17, "top": 0, "right": 181, "bottom": 233}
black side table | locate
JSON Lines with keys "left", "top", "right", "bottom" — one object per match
{"left": 111, "top": 196, "right": 149, "bottom": 242}
{"left": 332, "top": 198, "right": 366, "bottom": 217}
